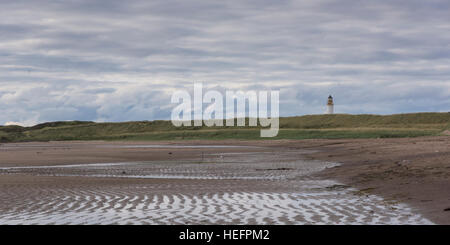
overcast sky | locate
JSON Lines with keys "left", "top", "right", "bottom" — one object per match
{"left": 1, "top": 0, "right": 450, "bottom": 126}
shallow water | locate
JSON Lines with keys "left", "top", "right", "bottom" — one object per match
{"left": 0, "top": 190, "right": 432, "bottom": 225}
{"left": 0, "top": 150, "right": 433, "bottom": 225}
{"left": 0, "top": 162, "right": 128, "bottom": 170}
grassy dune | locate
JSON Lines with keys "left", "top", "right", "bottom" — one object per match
{"left": 1, "top": 113, "right": 449, "bottom": 142}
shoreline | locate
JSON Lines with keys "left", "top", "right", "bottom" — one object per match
{"left": 290, "top": 136, "right": 450, "bottom": 224}
{"left": 0, "top": 137, "right": 448, "bottom": 224}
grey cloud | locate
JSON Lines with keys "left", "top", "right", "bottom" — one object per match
{"left": 1, "top": 0, "right": 449, "bottom": 125}
{"left": 82, "top": 88, "right": 116, "bottom": 94}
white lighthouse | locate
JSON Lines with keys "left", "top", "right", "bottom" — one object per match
{"left": 326, "top": 95, "right": 334, "bottom": 114}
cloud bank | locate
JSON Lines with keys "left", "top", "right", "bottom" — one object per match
{"left": 1, "top": 0, "right": 449, "bottom": 125}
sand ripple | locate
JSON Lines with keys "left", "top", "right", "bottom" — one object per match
{"left": 0, "top": 187, "right": 432, "bottom": 225}
{"left": 0, "top": 150, "right": 433, "bottom": 225}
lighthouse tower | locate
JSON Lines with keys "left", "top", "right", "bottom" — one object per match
{"left": 326, "top": 95, "right": 334, "bottom": 114}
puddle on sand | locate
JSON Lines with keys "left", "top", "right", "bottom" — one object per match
{"left": 0, "top": 162, "right": 129, "bottom": 170}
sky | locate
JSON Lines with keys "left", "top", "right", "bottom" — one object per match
{"left": 1, "top": 0, "right": 450, "bottom": 126}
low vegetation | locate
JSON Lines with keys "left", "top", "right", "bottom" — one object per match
{"left": 0, "top": 113, "right": 449, "bottom": 142}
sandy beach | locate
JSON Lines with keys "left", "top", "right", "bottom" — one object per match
{"left": 295, "top": 136, "right": 450, "bottom": 224}
{"left": 0, "top": 137, "right": 448, "bottom": 224}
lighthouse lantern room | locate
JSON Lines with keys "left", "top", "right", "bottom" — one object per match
{"left": 326, "top": 95, "right": 334, "bottom": 114}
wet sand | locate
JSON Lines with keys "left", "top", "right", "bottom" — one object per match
{"left": 0, "top": 138, "right": 447, "bottom": 224}
{"left": 288, "top": 136, "right": 450, "bottom": 225}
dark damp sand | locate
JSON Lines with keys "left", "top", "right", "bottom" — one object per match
{"left": 284, "top": 136, "right": 450, "bottom": 225}
{"left": 0, "top": 137, "right": 449, "bottom": 224}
